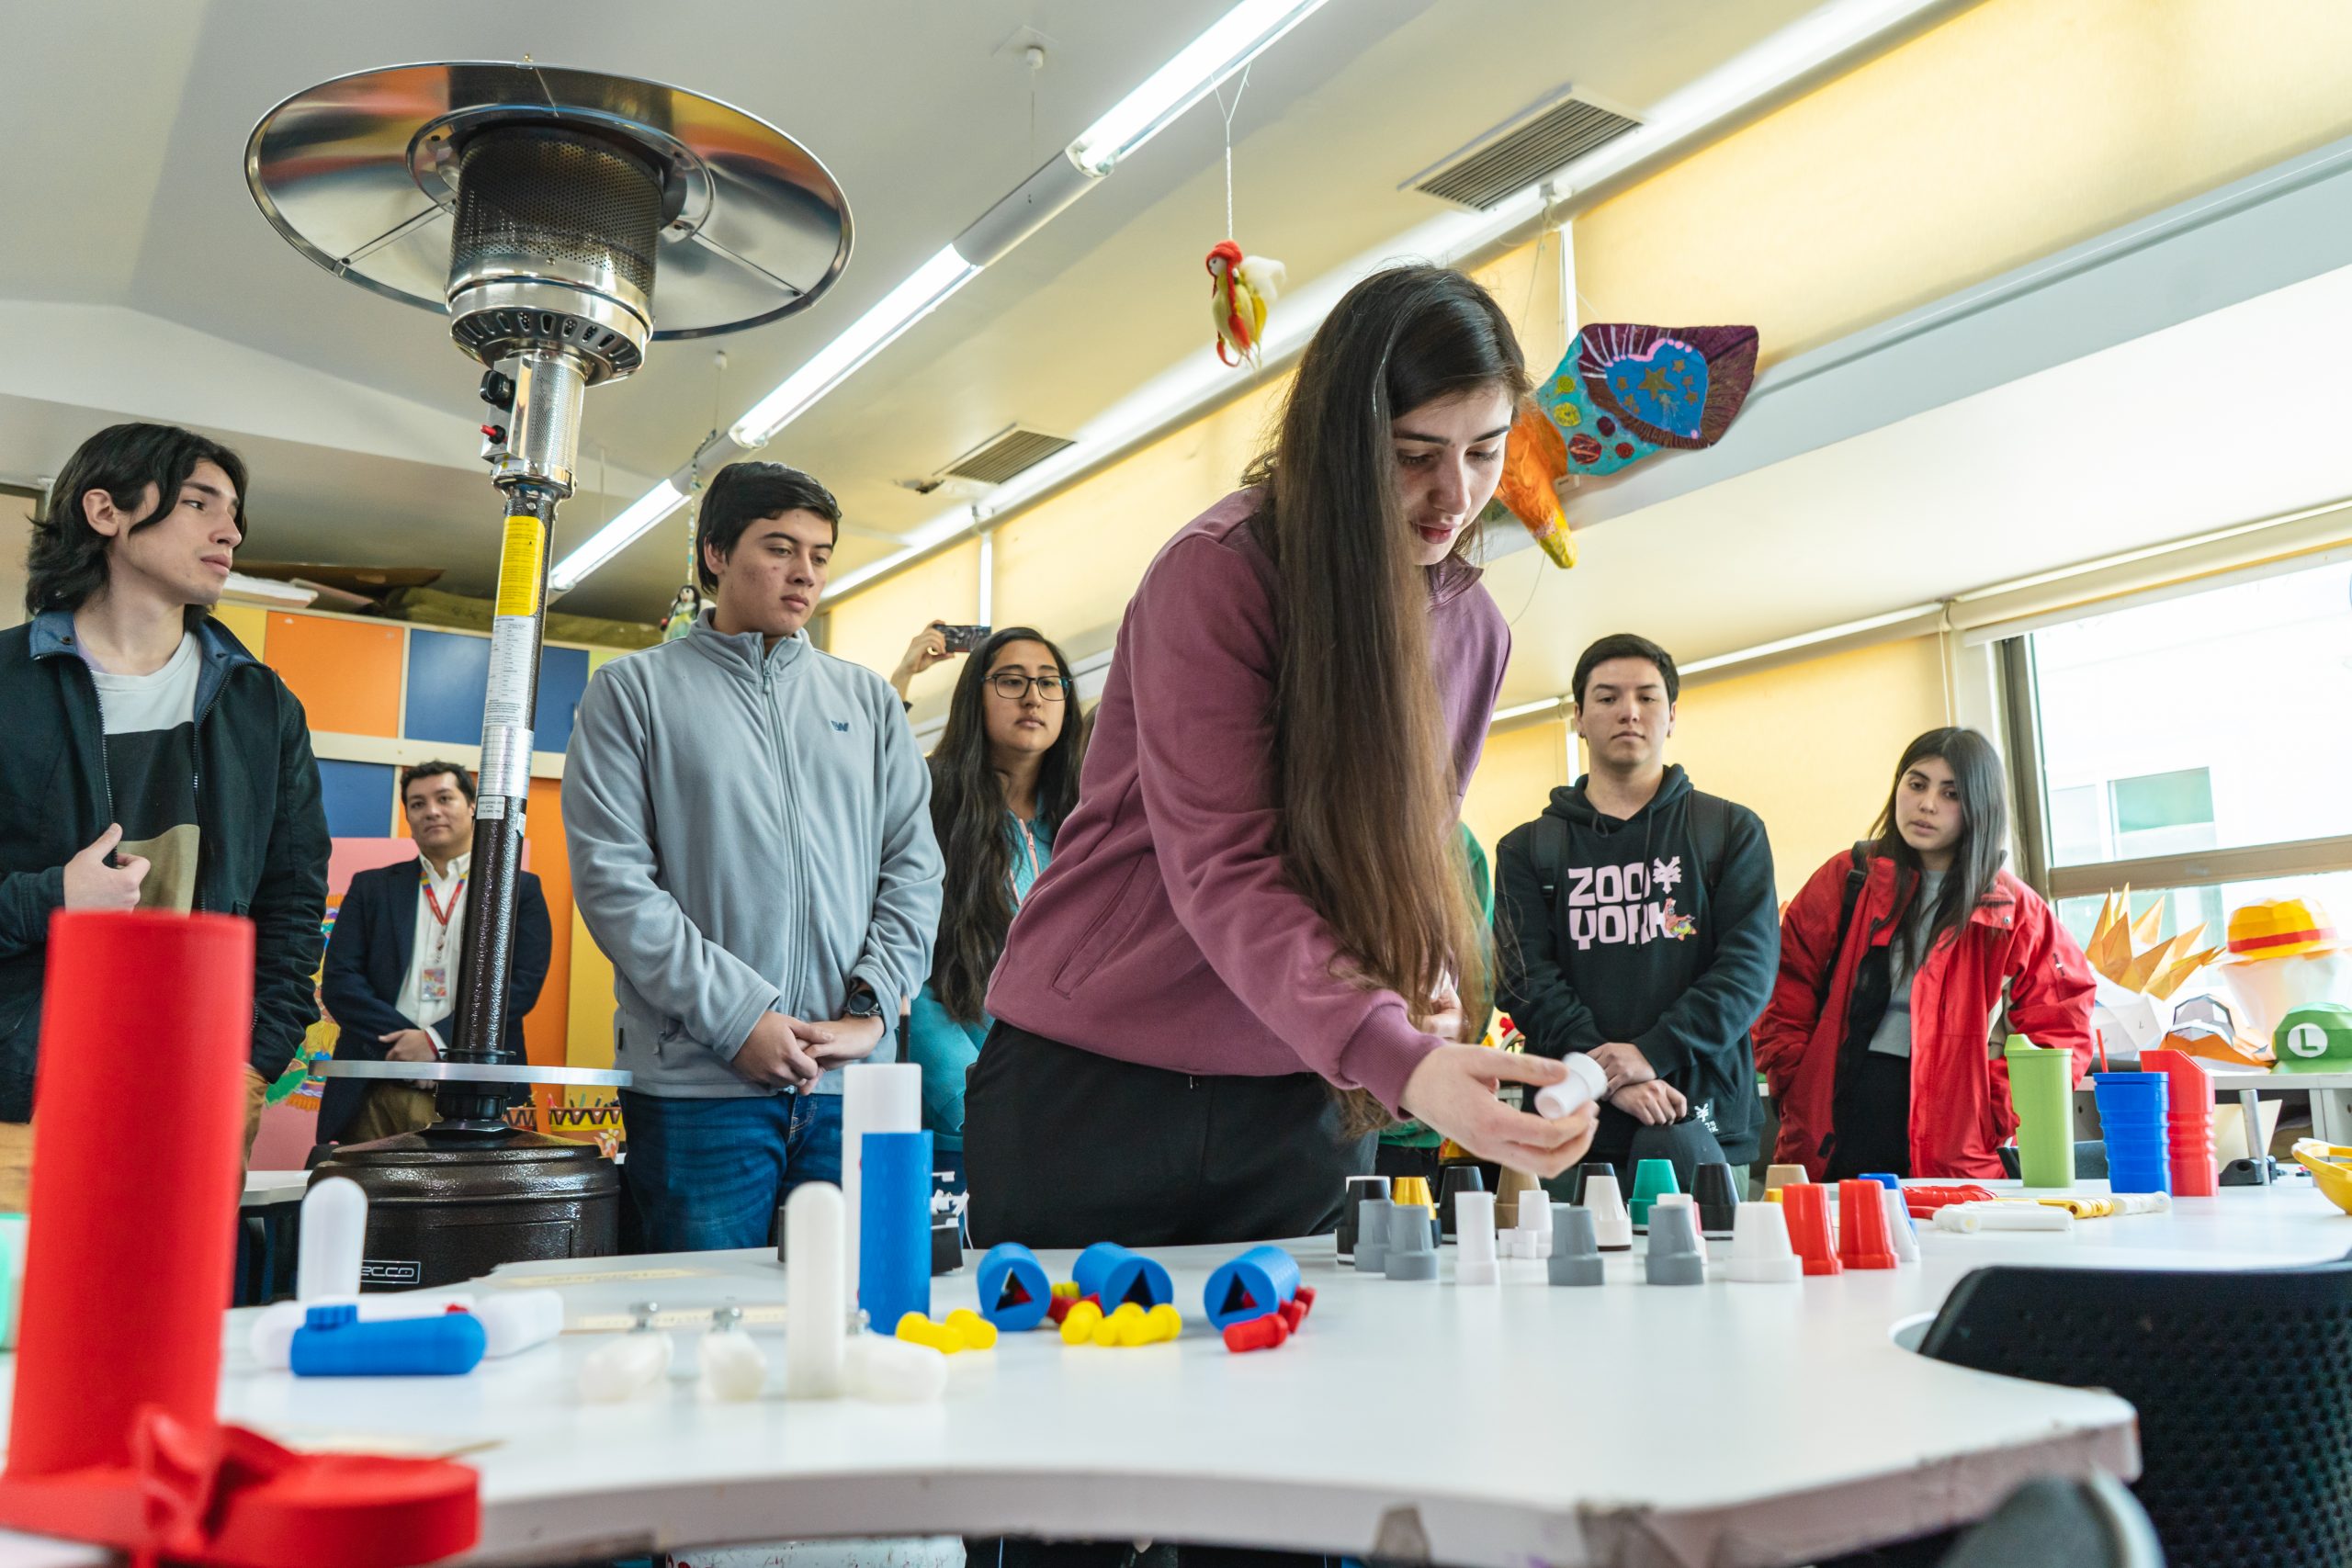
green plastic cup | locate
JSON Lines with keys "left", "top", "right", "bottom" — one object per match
{"left": 2006, "top": 1034, "right": 2075, "bottom": 1188}
{"left": 1629, "top": 1156, "right": 1679, "bottom": 1230}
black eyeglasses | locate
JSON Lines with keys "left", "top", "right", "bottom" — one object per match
{"left": 988, "top": 673, "right": 1068, "bottom": 702}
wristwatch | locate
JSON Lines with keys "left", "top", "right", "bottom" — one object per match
{"left": 843, "top": 982, "right": 885, "bottom": 1021}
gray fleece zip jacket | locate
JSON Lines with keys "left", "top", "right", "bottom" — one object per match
{"left": 564, "top": 612, "right": 942, "bottom": 1098}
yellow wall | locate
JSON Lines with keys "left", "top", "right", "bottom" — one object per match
{"left": 993, "top": 374, "right": 1293, "bottom": 642}
{"left": 1462, "top": 718, "right": 1570, "bottom": 863}
{"left": 211, "top": 602, "right": 269, "bottom": 652}
{"left": 1575, "top": 0, "right": 2352, "bottom": 368}
{"left": 823, "top": 540, "right": 983, "bottom": 708}
{"left": 1665, "top": 636, "right": 1950, "bottom": 897}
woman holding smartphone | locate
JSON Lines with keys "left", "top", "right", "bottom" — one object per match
{"left": 906, "top": 626, "right": 1087, "bottom": 1196}
{"left": 967, "top": 265, "right": 1595, "bottom": 1249}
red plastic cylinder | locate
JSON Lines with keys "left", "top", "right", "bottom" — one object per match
{"left": 2142, "top": 1048, "right": 2218, "bottom": 1198}
{"left": 1836, "top": 1179, "right": 1897, "bottom": 1269}
{"left": 1781, "top": 1182, "right": 1842, "bottom": 1276}
{"left": 7, "top": 911, "right": 252, "bottom": 1478}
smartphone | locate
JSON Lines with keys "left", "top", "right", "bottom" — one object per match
{"left": 934, "top": 623, "right": 990, "bottom": 654}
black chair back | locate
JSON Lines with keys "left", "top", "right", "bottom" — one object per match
{"left": 1920, "top": 1258, "right": 2352, "bottom": 1568}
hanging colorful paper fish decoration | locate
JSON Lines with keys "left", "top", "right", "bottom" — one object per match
{"left": 1539, "top": 323, "right": 1759, "bottom": 479}
{"left": 1487, "top": 403, "right": 1576, "bottom": 568}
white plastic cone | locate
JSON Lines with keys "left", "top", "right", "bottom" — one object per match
{"left": 1581, "top": 1170, "right": 1633, "bottom": 1251}
{"left": 1883, "top": 1185, "right": 1920, "bottom": 1263}
{"left": 1723, "top": 1199, "right": 1803, "bottom": 1283}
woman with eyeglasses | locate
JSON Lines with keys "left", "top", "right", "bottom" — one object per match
{"left": 905, "top": 628, "right": 1088, "bottom": 1198}
{"left": 967, "top": 265, "right": 1596, "bottom": 1250}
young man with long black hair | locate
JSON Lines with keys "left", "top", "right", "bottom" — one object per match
{"left": 565, "top": 462, "right": 942, "bottom": 1253}
{"left": 0, "top": 423, "right": 328, "bottom": 1144}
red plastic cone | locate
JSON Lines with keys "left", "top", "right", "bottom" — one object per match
{"left": 1781, "top": 1181, "right": 1842, "bottom": 1276}
{"left": 1836, "top": 1179, "right": 1897, "bottom": 1269}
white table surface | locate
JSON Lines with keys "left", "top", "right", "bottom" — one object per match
{"left": 239, "top": 1168, "right": 311, "bottom": 1207}
{"left": 6, "top": 1181, "right": 2348, "bottom": 1568}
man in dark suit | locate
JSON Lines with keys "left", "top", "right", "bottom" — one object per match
{"left": 319, "top": 760, "right": 551, "bottom": 1145}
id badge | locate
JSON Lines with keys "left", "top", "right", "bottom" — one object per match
{"left": 422, "top": 964, "right": 450, "bottom": 1006}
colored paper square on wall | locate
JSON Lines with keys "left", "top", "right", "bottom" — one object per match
{"left": 268, "top": 615, "right": 402, "bottom": 738}
{"left": 317, "top": 759, "right": 398, "bottom": 839}
{"left": 404, "top": 628, "right": 591, "bottom": 752}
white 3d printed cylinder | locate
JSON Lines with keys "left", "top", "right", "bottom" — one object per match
{"left": 786, "top": 1182, "right": 848, "bottom": 1398}
{"left": 1533, "top": 1053, "right": 1610, "bottom": 1120}
{"left": 296, "top": 1178, "right": 367, "bottom": 1303}
{"left": 842, "top": 1064, "right": 922, "bottom": 1289}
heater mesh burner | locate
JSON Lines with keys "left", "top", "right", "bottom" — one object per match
{"left": 450, "top": 304, "right": 645, "bottom": 377}
{"left": 453, "top": 125, "right": 664, "bottom": 299}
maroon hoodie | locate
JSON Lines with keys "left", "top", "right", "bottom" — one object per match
{"left": 987, "top": 488, "right": 1510, "bottom": 1115}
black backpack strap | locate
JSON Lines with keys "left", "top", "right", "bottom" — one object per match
{"left": 1812, "top": 840, "right": 1873, "bottom": 1010}
{"left": 1533, "top": 813, "right": 1572, "bottom": 912}
{"left": 1690, "top": 792, "right": 1732, "bottom": 896}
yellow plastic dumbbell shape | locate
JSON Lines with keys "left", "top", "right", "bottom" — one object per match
{"left": 1059, "top": 1299, "right": 1103, "bottom": 1346}
{"left": 1143, "top": 1303, "right": 1182, "bottom": 1344}
{"left": 944, "top": 1308, "right": 998, "bottom": 1350}
{"left": 896, "top": 1313, "right": 963, "bottom": 1354}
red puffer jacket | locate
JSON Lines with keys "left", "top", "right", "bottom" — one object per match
{"left": 1755, "top": 851, "right": 2095, "bottom": 1180}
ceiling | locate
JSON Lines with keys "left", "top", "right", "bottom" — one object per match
{"left": 1487, "top": 255, "right": 2352, "bottom": 708}
{"left": 0, "top": 0, "right": 1834, "bottom": 620}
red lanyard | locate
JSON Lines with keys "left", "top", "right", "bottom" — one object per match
{"left": 423, "top": 884, "right": 463, "bottom": 931}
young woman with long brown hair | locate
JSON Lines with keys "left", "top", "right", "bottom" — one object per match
{"left": 1757, "top": 727, "right": 2095, "bottom": 1180}
{"left": 905, "top": 626, "right": 1086, "bottom": 1197}
{"left": 966, "top": 265, "right": 1596, "bottom": 1248}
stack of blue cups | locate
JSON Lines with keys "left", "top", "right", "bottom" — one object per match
{"left": 2092, "top": 1069, "right": 2172, "bottom": 1195}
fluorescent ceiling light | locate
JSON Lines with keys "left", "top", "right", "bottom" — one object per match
{"left": 1678, "top": 603, "right": 1942, "bottom": 675}
{"left": 731, "top": 246, "right": 980, "bottom": 447}
{"left": 549, "top": 479, "right": 687, "bottom": 594}
{"left": 1491, "top": 696, "right": 1566, "bottom": 723}
{"left": 1067, "top": 0, "right": 1330, "bottom": 176}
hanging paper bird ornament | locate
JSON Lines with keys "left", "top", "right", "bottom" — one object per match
{"left": 1539, "top": 323, "right": 1759, "bottom": 479}
{"left": 1484, "top": 403, "right": 1577, "bottom": 568}
{"left": 1207, "top": 241, "right": 1286, "bottom": 367}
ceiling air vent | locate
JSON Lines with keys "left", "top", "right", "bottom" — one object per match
{"left": 1406, "top": 88, "right": 1641, "bottom": 211}
{"left": 941, "top": 426, "right": 1076, "bottom": 488}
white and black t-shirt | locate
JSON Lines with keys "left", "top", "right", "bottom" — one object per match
{"left": 88, "top": 633, "right": 202, "bottom": 913}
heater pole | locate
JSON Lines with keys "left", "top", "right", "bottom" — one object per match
{"left": 440, "top": 347, "right": 588, "bottom": 1135}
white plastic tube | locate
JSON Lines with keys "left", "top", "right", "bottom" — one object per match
{"left": 785, "top": 1182, "right": 848, "bottom": 1399}
{"left": 249, "top": 1291, "right": 480, "bottom": 1370}
{"left": 296, "top": 1178, "right": 367, "bottom": 1303}
{"left": 1454, "top": 1191, "right": 1498, "bottom": 1285}
{"left": 1533, "top": 1054, "right": 1610, "bottom": 1121}
{"left": 842, "top": 1064, "right": 922, "bottom": 1289}
{"left": 473, "top": 1289, "right": 565, "bottom": 1357}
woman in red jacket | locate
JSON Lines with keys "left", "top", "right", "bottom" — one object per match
{"left": 1756, "top": 727, "right": 2094, "bottom": 1180}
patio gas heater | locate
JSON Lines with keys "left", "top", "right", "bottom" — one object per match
{"left": 244, "top": 62, "right": 850, "bottom": 1284}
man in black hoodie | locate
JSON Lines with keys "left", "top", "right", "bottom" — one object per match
{"left": 1495, "top": 634, "right": 1778, "bottom": 1171}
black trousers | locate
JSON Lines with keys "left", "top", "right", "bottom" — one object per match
{"left": 964, "top": 1022, "right": 1375, "bottom": 1249}
{"left": 1826, "top": 1050, "right": 1913, "bottom": 1180}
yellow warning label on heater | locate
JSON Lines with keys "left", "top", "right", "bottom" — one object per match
{"left": 495, "top": 515, "right": 545, "bottom": 618}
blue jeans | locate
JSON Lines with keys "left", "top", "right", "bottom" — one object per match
{"left": 620, "top": 1089, "right": 844, "bottom": 1254}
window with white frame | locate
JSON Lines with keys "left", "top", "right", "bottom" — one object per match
{"left": 2015, "top": 554, "right": 2352, "bottom": 955}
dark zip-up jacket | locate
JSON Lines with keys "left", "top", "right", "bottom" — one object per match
{"left": 1495, "top": 766, "right": 1779, "bottom": 1163}
{"left": 0, "top": 611, "right": 329, "bottom": 1117}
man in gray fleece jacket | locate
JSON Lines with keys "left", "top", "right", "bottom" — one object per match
{"left": 565, "top": 463, "right": 942, "bottom": 1252}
